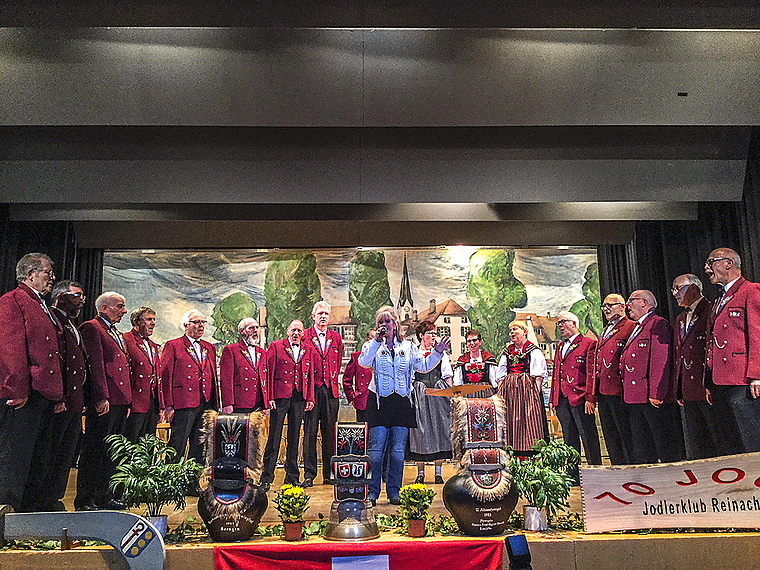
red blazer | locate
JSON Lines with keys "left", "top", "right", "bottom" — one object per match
{"left": 266, "top": 339, "right": 315, "bottom": 403}
{"left": 124, "top": 329, "right": 162, "bottom": 414}
{"left": 219, "top": 340, "right": 268, "bottom": 410}
{"left": 551, "top": 334, "right": 596, "bottom": 407}
{"left": 51, "top": 306, "right": 87, "bottom": 413}
{"left": 160, "top": 336, "right": 217, "bottom": 410}
{"left": 342, "top": 350, "right": 372, "bottom": 411}
{"left": 592, "top": 317, "right": 636, "bottom": 398}
{"left": 674, "top": 297, "right": 709, "bottom": 402}
{"left": 0, "top": 283, "right": 63, "bottom": 402}
{"left": 619, "top": 312, "right": 675, "bottom": 404}
{"left": 706, "top": 277, "right": 760, "bottom": 386}
{"left": 304, "top": 326, "right": 343, "bottom": 398}
{"left": 79, "top": 316, "right": 132, "bottom": 406}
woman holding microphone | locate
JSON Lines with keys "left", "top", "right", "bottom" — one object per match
{"left": 359, "top": 306, "right": 450, "bottom": 505}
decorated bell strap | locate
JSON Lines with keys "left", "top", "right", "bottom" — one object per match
{"left": 465, "top": 398, "right": 499, "bottom": 443}
{"left": 451, "top": 394, "right": 507, "bottom": 462}
{"left": 459, "top": 447, "right": 513, "bottom": 500}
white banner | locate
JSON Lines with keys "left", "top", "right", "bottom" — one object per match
{"left": 581, "top": 452, "right": 760, "bottom": 533}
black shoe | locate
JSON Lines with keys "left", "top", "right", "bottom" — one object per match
{"left": 75, "top": 502, "right": 99, "bottom": 512}
{"left": 369, "top": 498, "right": 377, "bottom": 506}
{"left": 434, "top": 475, "right": 444, "bottom": 484}
{"left": 389, "top": 496, "right": 401, "bottom": 505}
{"left": 300, "top": 478, "right": 313, "bottom": 488}
{"left": 415, "top": 474, "right": 425, "bottom": 484}
{"left": 185, "top": 486, "right": 200, "bottom": 497}
{"left": 259, "top": 482, "right": 270, "bottom": 492}
{"left": 100, "top": 499, "right": 127, "bottom": 510}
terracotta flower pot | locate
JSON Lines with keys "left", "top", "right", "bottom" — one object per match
{"left": 407, "top": 519, "right": 426, "bottom": 538}
{"left": 283, "top": 521, "right": 304, "bottom": 541}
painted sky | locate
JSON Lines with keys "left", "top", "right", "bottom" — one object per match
{"left": 104, "top": 247, "right": 597, "bottom": 344}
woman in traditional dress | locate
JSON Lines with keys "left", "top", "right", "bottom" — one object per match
{"left": 408, "top": 321, "right": 453, "bottom": 485}
{"left": 452, "top": 328, "right": 498, "bottom": 398}
{"left": 496, "top": 320, "right": 549, "bottom": 455}
{"left": 359, "top": 306, "right": 450, "bottom": 505}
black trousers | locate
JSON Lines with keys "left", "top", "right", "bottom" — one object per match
{"left": 627, "top": 402, "right": 685, "bottom": 464}
{"left": 168, "top": 399, "right": 213, "bottom": 464}
{"left": 261, "top": 392, "right": 306, "bottom": 485}
{"left": 22, "top": 403, "right": 82, "bottom": 511}
{"left": 680, "top": 399, "right": 720, "bottom": 459}
{"left": 355, "top": 408, "right": 367, "bottom": 423}
{"left": 124, "top": 396, "right": 160, "bottom": 443}
{"left": 555, "top": 394, "right": 602, "bottom": 484}
{"left": 0, "top": 391, "right": 53, "bottom": 511}
{"left": 596, "top": 393, "right": 631, "bottom": 465}
{"left": 709, "top": 383, "right": 760, "bottom": 454}
{"left": 75, "top": 403, "right": 129, "bottom": 508}
{"left": 303, "top": 384, "right": 339, "bottom": 482}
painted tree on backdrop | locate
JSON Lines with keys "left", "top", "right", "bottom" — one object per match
{"left": 212, "top": 292, "right": 259, "bottom": 346}
{"left": 466, "top": 249, "right": 528, "bottom": 356}
{"left": 566, "top": 262, "right": 603, "bottom": 338}
{"left": 264, "top": 251, "right": 321, "bottom": 343}
{"left": 348, "top": 250, "right": 393, "bottom": 351}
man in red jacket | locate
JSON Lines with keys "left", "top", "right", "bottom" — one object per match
{"left": 0, "top": 253, "right": 63, "bottom": 512}
{"left": 161, "top": 309, "right": 218, "bottom": 465}
{"left": 302, "top": 301, "right": 343, "bottom": 486}
{"left": 76, "top": 291, "right": 132, "bottom": 510}
{"left": 260, "top": 320, "right": 315, "bottom": 491}
{"left": 219, "top": 317, "right": 269, "bottom": 413}
{"left": 671, "top": 274, "right": 723, "bottom": 459}
{"left": 550, "top": 311, "right": 601, "bottom": 483}
{"left": 342, "top": 328, "right": 375, "bottom": 422}
{"left": 592, "top": 294, "right": 635, "bottom": 465}
{"left": 124, "top": 306, "right": 162, "bottom": 443}
{"left": 621, "top": 290, "right": 684, "bottom": 464}
{"left": 23, "top": 279, "right": 88, "bottom": 512}
{"left": 704, "top": 247, "right": 760, "bottom": 453}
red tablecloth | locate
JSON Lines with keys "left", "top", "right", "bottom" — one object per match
{"left": 215, "top": 538, "right": 503, "bottom": 570}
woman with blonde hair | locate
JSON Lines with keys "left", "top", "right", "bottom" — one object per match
{"left": 359, "top": 306, "right": 450, "bottom": 505}
{"left": 496, "top": 320, "right": 549, "bottom": 454}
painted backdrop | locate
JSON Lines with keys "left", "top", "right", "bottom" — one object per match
{"left": 103, "top": 247, "right": 600, "bottom": 362}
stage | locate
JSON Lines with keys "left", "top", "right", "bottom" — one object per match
{"left": 2, "top": 464, "right": 759, "bottom": 570}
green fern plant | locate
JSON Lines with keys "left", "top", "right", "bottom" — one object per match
{"left": 509, "top": 439, "right": 580, "bottom": 519}
{"left": 106, "top": 434, "right": 203, "bottom": 517}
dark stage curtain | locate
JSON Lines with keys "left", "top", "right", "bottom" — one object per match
{"left": 599, "top": 126, "right": 760, "bottom": 324}
{"left": 0, "top": 215, "right": 104, "bottom": 321}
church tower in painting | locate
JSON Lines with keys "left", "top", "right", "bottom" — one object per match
{"left": 397, "top": 253, "right": 414, "bottom": 322}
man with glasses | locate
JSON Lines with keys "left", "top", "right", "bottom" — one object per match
{"left": 549, "top": 311, "right": 601, "bottom": 484}
{"left": 592, "top": 294, "right": 635, "bottom": 465}
{"left": 76, "top": 291, "right": 132, "bottom": 510}
{"left": 704, "top": 247, "right": 760, "bottom": 453}
{"left": 161, "top": 310, "right": 218, "bottom": 467}
{"left": 0, "top": 253, "right": 64, "bottom": 512}
{"left": 620, "top": 290, "right": 684, "bottom": 464}
{"left": 671, "top": 274, "right": 722, "bottom": 459}
{"left": 23, "top": 280, "right": 88, "bottom": 511}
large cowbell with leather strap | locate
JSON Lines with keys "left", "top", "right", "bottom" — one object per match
{"left": 323, "top": 422, "right": 379, "bottom": 541}
{"left": 443, "top": 395, "right": 519, "bottom": 536}
{"left": 197, "top": 412, "right": 268, "bottom": 541}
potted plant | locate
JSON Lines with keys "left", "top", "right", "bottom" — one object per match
{"left": 106, "top": 434, "right": 203, "bottom": 536}
{"left": 398, "top": 483, "right": 436, "bottom": 537}
{"left": 273, "top": 484, "right": 311, "bottom": 540}
{"left": 509, "top": 439, "right": 580, "bottom": 531}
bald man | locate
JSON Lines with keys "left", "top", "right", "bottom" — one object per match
{"left": 704, "top": 247, "right": 760, "bottom": 454}
{"left": 76, "top": 291, "right": 132, "bottom": 510}
{"left": 621, "top": 290, "right": 684, "bottom": 464}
